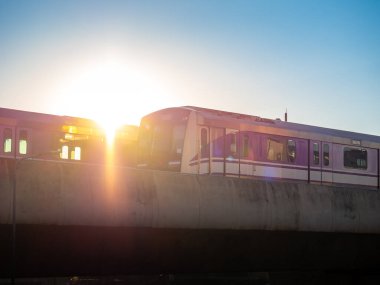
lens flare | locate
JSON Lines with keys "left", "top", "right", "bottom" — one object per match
{"left": 52, "top": 55, "right": 172, "bottom": 128}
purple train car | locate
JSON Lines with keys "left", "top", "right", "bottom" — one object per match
{"left": 137, "top": 106, "right": 380, "bottom": 188}
{"left": 0, "top": 107, "right": 138, "bottom": 165}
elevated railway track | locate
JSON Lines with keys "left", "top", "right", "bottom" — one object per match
{"left": 0, "top": 159, "right": 379, "bottom": 278}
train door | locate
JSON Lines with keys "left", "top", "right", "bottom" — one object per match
{"left": 210, "top": 127, "right": 225, "bottom": 175}
{"left": 322, "top": 142, "right": 333, "bottom": 183}
{"left": 225, "top": 129, "right": 239, "bottom": 176}
{"left": 310, "top": 141, "right": 322, "bottom": 183}
{"left": 198, "top": 126, "right": 210, "bottom": 174}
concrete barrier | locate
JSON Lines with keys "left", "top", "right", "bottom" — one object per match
{"left": 1, "top": 158, "right": 380, "bottom": 277}
{"left": 1, "top": 159, "right": 379, "bottom": 233}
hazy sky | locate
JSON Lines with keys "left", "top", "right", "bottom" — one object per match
{"left": 0, "top": 0, "right": 379, "bottom": 134}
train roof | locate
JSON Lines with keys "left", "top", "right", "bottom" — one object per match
{"left": 182, "top": 106, "right": 380, "bottom": 145}
{"left": 0, "top": 107, "right": 98, "bottom": 126}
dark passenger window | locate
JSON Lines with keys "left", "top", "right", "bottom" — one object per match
{"left": 171, "top": 125, "right": 186, "bottom": 156}
{"left": 323, "top": 144, "right": 330, "bottom": 166}
{"left": 230, "top": 133, "right": 237, "bottom": 155}
{"left": 313, "top": 143, "right": 319, "bottom": 165}
{"left": 242, "top": 134, "right": 249, "bottom": 158}
{"left": 200, "top": 128, "right": 208, "bottom": 158}
{"left": 152, "top": 125, "right": 171, "bottom": 153}
{"left": 267, "top": 138, "right": 284, "bottom": 161}
{"left": 287, "top": 140, "right": 296, "bottom": 163}
{"left": 344, "top": 147, "right": 367, "bottom": 170}
{"left": 212, "top": 128, "right": 224, "bottom": 157}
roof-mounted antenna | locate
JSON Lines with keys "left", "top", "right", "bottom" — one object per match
{"left": 285, "top": 108, "right": 288, "bottom": 122}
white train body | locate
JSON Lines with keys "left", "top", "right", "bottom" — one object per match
{"left": 137, "top": 106, "right": 380, "bottom": 188}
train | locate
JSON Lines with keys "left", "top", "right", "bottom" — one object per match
{"left": 136, "top": 106, "right": 380, "bottom": 188}
{"left": 1, "top": 105, "right": 380, "bottom": 189}
{"left": 0, "top": 107, "right": 138, "bottom": 165}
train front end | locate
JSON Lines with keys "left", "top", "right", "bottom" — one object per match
{"left": 137, "top": 108, "right": 191, "bottom": 172}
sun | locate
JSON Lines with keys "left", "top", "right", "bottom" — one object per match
{"left": 52, "top": 55, "right": 171, "bottom": 142}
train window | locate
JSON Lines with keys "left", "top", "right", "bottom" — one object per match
{"left": 323, "top": 144, "right": 330, "bottom": 166}
{"left": 230, "top": 133, "right": 237, "bottom": 155}
{"left": 344, "top": 147, "right": 367, "bottom": 170}
{"left": 212, "top": 128, "right": 224, "bottom": 157}
{"left": 313, "top": 143, "right": 319, "bottom": 165}
{"left": 171, "top": 125, "right": 186, "bottom": 155}
{"left": 3, "top": 128, "right": 12, "bottom": 153}
{"left": 60, "top": 145, "right": 69, "bottom": 159}
{"left": 287, "top": 140, "right": 296, "bottom": 163}
{"left": 72, "top": 147, "right": 81, "bottom": 160}
{"left": 200, "top": 128, "right": 208, "bottom": 158}
{"left": 19, "top": 130, "right": 28, "bottom": 155}
{"left": 138, "top": 123, "right": 153, "bottom": 160}
{"left": 152, "top": 125, "right": 171, "bottom": 153}
{"left": 267, "top": 138, "right": 284, "bottom": 161}
{"left": 226, "top": 129, "right": 238, "bottom": 159}
{"left": 242, "top": 134, "right": 249, "bottom": 158}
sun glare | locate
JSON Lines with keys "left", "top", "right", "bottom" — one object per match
{"left": 52, "top": 54, "right": 172, "bottom": 142}
{"left": 97, "top": 118, "right": 120, "bottom": 146}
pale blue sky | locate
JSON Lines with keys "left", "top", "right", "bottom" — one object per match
{"left": 0, "top": 0, "right": 379, "bottom": 134}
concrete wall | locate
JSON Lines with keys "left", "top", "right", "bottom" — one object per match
{"left": 1, "top": 158, "right": 380, "bottom": 276}
{"left": 1, "top": 159, "right": 379, "bottom": 234}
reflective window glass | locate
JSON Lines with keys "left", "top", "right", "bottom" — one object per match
{"left": 171, "top": 124, "right": 186, "bottom": 156}
{"left": 267, "top": 138, "right": 285, "bottom": 161}
{"left": 287, "top": 140, "right": 296, "bottom": 163}
{"left": 323, "top": 144, "right": 330, "bottom": 166}
{"left": 3, "top": 128, "right": 12, "bottom": 153}
{"left": 230, "top": 133, "right": 237, "bottom": 155}
{"left": 313, "top": 143, "right": 319, "bottom": 165}
{"left": 242, "top": 134, "right": 249, "bottom": 158}
{"left": 61, "top": 145, "right": 69, "bottom": 159}
{"left": 344, "top": 147, "right": 367, "bottom": 170}
{"left": 73, "top": 147, "right": 81, "bottom": 160}
{"left": 19, "top": 130, "right": 28, "bottom": 155}
{"left": 200, "top": 128, "right": 208, "bottom": 158}
{"left": 212, "top": 128, "right": 224, "bottom": 157}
